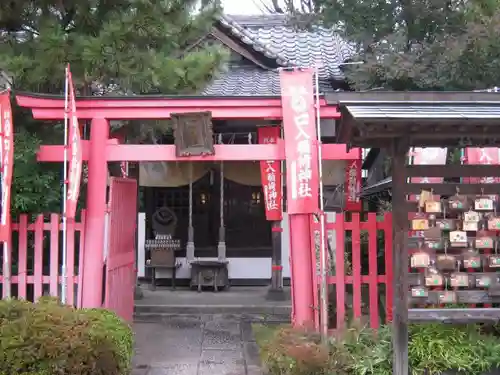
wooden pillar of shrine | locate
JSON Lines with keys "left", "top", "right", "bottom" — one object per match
{"left": 391, "top": 137, "right": 410, "bottom": 375}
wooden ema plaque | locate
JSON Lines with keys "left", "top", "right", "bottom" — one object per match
{"left": 409, "top": 192, "right": 500, "bottom": 305}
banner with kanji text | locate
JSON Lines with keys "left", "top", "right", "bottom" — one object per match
{"left": 280, "top": 68, "right": 319, "bottom": 214}
{"left": 0, "top": 90, "right": 13, "bottom": 242}
{"left": 257, "top": 127, "right": 283, "bottom": 221}
{"left": 344, "top": 149, "right": 362, "bottom": 211}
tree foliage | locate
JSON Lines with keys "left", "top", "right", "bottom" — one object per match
{"left": 272, "top": 0, "right": 500, "bottom": 91}
{"left": 0, "top": 0, "right": 226, "bottom": 94}
{"left": 0, "top": 0, "right": 227, "bottom": 214}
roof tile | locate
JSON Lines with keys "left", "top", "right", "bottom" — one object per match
{"left": 203, "top": 14, "right": 352, "bottom": 96}
{"left": 202, "top": 64, "right": 335, "bottom": 96}
{"left": 225, "top": 14, "right": 355, "bottom": 80}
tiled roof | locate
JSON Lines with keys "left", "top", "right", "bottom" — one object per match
{"left": 202, "top": 14, "right": 353, "bottom": 96}
{"left": 201, "top": 63, "right": 335, "bottom": 97}
{"left": 224, "top": 14, "right": 355, "bottom": 80}
{"left": 218, "top": 16, "right": 291, "bottom": 67}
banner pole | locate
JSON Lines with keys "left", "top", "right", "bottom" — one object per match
{"left": 0, "top": 93, "right": 9, "bottom": 298}
{"left": 314, "top": 67, "right": 328, "bottom": 341}
{"left": 61, "top": 66, "right": 69, "bottom": 304}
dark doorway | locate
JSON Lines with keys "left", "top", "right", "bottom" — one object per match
{"left": 144, "top": 169, "right": 272, "bottom": 258}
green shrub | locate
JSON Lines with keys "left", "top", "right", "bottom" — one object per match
{"left": 0, "top": 297, "right": 133, "bottom": 375}
{"left": 254, "top": 322, "right": 500, "bottom": 375}
{"left": 254, "top": 324, "right": 350, "bottom": 375}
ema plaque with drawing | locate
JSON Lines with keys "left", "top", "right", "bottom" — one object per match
{"left": 172, "top": 112, "right": 214, "bottom": 157}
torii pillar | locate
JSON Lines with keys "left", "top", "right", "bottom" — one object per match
{"left": 80, "top": 118, "right": 109, "bottom": 307}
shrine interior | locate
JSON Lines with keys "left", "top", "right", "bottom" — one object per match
{"left": 136, "top": 119, "right": 345, "bottom": 286}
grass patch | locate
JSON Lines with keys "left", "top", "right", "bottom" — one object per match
{"left": 253, "top": 321, "right": 500, "bottom": 375}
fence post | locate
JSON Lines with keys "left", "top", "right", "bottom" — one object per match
{"left": 335, "top": 214, "right": 346, "bottom": 330}
{"left": 33, "top": 215, "right": 44, "bottom": 301}
{"left": 367, "top": 212, "right": 379, "bottom": 328}
{"left": 384, "top": 212, "right": 393, "bottom": 322}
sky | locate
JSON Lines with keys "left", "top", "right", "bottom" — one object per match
{"left": 221, "top": 0, "right": 272, "bottom": 15}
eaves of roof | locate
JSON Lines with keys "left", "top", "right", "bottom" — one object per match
{"left": 217, "top": 15, "right": 292, "bottom": 68}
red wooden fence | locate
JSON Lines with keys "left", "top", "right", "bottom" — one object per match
{"left": 0, "top": 211, "right": 85, "bottom": 306}
{"left": 104, "top": 178, "right": 137, "bottom": 322}
{"left": 311, "top": 212, "right": 393, "bottom": 330}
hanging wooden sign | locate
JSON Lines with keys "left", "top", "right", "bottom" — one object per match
{"left": 475, "top": 197, "right": 494, "bottom": 211}
{"left": 450, "top": 273, "right": 469, "bottom": 287}
{"left": 438, "top": 290, "right": 457, "bottom": 303}
{"left": 475, "top": 235, "right": 494, "bottom": 249}
{"left": 463, "top": 250, "right": 482, "bottom": 269}
{"left": 425, "top": 200, "right": 442, "bottom": 214}
{"left": 487, "top": 215, "right": 500, "bottom": 231}
{"left": 411, "top": 286, "right": 428, "bottom": 298}
{"left": 436, "top": 254, "right": 457, "bottom": 271}
{"left": 172, "top": 112, "right": 214, "bottom": 157}
{"left": 412, "top": 218, "right": 429, "bottom": 231}
{"left": 489, "top": 255, "right": 500, "bottom": 268}
{"left": 411, "top": 251, "right": 431, "bottom": 268}
{"left": 435, "top": 219, "right": 456, "bottom": 231}
{"left": 476, "top": 274, "right": 493, "bottom": 287}
{"left": 449, "top": 195, "right": 469, "bottom": 211}
{"left": 450, "top": 230, "right": 467, "bottom": 247}
{"left": 464, "top": 211, "right": 481, "bottom": 222}
{"left": 463, "top": 221, "right": 478, "bottom": 232}
{"left": 425, "top": 272, "right": 444, "bottom": 286}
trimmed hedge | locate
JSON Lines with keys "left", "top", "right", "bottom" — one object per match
{"left": 0, "top": 297, "right": 133, "bottom": 375}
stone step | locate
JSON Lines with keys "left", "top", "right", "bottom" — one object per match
{"left": 134, "top": 304, "right": 291, "bottom": 323}
{"left": 135, "top": 303, "right": 291, "bottom": 316}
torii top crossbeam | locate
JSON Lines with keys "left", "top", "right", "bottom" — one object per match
{"left": 16, "top": 92, "right": 360, "bottom": 162}
{"left": 16, "top": 93, "right": 339, "bottom": 120}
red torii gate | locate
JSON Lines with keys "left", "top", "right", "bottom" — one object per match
{"left": 16, "top": 93, "right": 359, "bottom": 325}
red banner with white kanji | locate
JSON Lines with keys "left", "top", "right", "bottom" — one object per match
{"left": 258, "top": 127, "right": 282, "bottom": 221}
{"left": 344, "top": 149, "right": 362, "bottom": 211}
{"left": 0, "top": 90, "right": 13, "bottom": 242}
{"left": 280, "top": 69, "right": 319, "bottom": 214}
{"left": 464, "top": 148, "right": 500, "bottom": 201}
{"left": 65, "top": 65, "right": 83, "bottom": 220}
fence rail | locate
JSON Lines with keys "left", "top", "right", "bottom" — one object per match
{"left": 311, "top": 212, "right": 393, "bottom": 330}
{"left": 0, "top": 211, "right": 85, "bottom": 306}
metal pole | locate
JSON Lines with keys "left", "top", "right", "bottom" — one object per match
{"left": 314, "top": 67, "right": 328, "bottom": 341}
{"left": 61, "top": 67, "right": 69, "bottom": 304}
{"left": 217, "top": 134, "right": 226, "bottom": 260}
{"left": 186, "top": 162, "right": 195, "bottom": 262}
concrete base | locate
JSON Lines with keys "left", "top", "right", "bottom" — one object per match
{"left": 134, "top": 286, "right": 291, "bottom": 323}
{"left": 265, "top": 287, "right": 289, "bottom": 301}
{"left": 134, "top": 284, "right": 144, "bottom": 300}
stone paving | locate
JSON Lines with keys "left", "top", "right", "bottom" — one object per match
{"left": 132, "top": 314, "right": 264, "bottom": 375}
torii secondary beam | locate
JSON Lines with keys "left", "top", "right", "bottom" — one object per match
{"left": 37, "top": 142, "right": 360, "bottom": 162}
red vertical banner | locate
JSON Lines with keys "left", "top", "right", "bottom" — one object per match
{"left": 280, "top": 69, "right": 319, "bottom": 214}
{"left": 65, "top": 66, "right": 83, "bottom": 220}
{"left": 0, "top": 90, "right": 13, "bottom": 242}
{"left": 257, "top": 127, "right": 283, "bottom": 221}
{"left": 464, "top": 148, "right": 500, "bottom": 183}
{"left": 344, "top": 149, "right": 362, "bottom": 211}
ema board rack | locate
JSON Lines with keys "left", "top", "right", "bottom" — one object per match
{"left": 409, "top": 191, "right": 500, "bottom": 322}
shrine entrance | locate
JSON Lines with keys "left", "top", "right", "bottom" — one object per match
{"left": 145, "top": 165, "right": 272, "bottom": 259}
{"left": 15, "top": 89, "right": 358, "bottom": 326}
